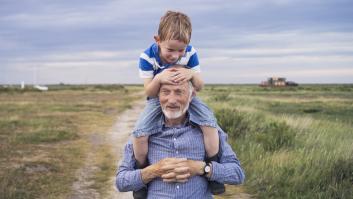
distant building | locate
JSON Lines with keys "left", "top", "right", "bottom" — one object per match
{"left": 260, "top": 77, "right": 298, "bottom": 87}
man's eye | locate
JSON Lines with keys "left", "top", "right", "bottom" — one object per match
{"left": 175, "top": 91, "right": 183, "bottom": 95}
{"left": 162, "top": 90, "right": 170, "bottom": 95}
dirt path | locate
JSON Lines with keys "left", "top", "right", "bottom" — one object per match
{"left": 105, "top": 99, "right": 145, "bottom": 199}
{"left": 68, "top": 96, "right": 144, "bottom": 199}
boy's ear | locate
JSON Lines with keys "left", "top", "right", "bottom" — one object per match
{"left": 154, "top": 36, "right": 160, "bottom": 43}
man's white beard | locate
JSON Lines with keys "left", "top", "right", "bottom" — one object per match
{"left": 162, "top": 103, "right": 189, "bottom": 120}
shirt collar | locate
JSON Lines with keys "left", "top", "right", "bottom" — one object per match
{"left": 160, "top": 111, "right": 193, "bottom": 129}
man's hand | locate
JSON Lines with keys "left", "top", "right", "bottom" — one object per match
{"left": 161, "top": 159, "right": 190, "bottom": 183}
{"left": 159, "top": 158, "right": 206, "bottom": 183}
{"left": 141, "top": 158, "right": 186, "bottom": 184}
{"left": 156, "top": 158, "right": 188, "bottom": 177}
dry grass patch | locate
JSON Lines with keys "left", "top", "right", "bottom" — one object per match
{"left": 0, "top": 85, "right": 143, "bottom": 199}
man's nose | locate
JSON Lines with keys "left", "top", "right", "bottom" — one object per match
{"left": 167, "top": 93, "right": 177, "bottom": 104}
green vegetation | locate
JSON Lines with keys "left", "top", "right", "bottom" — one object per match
{"left": 1, "top": 84, "right": 351, "bottom": 198}
{"left": 201, "top": 84, "right": 353, "bottom": 199}
{"left": 0, "top": 84, "right": 142, "bottom": 199}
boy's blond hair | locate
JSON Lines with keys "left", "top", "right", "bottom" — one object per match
{"left": 158, "top": 11, "right": 192, "bottom": 44}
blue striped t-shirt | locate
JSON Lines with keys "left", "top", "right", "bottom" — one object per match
{"left": 139, "top": 43, "right": 201, "bottom": 79}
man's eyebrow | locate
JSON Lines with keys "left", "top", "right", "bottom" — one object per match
{"left": 175, "top": 89, "right": 184, "bottom": 93}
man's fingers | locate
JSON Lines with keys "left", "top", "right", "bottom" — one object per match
{"left": 176, "top": 179, "right": 188, "bottom": 183}
{"left": 163, "top": 158, "right": 187, "bottom": 164}
{"left": 160, "top": 165, "right": 175, "bottom": 173}
{"left": 176, "top": 173, "right": 190, "bottom": 180}
{"left": 174, "top": 166, "right": 189, "bottom": 173}
{"left": 158, "top": 158, "right": 188, "bottom": 175}
{"left": 161, "top": 172, "right": 176, "bottom": 179}
{"left": 163, "top": 178, "right": 180, "bottom": 183}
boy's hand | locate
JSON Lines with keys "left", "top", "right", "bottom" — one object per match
{"left": 157, "top": 68, "right": 179, "bottom": 85}
{"left": 171, "top": 67, "right": 194, "bottom": 83}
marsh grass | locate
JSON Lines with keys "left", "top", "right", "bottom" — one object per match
{"left": 0, "top": 85, "right": 142, "bottom": 199}
{"left": 201, "top": 84, "right": 353, "bottom": 199}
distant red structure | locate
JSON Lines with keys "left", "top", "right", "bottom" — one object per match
{"left": 259, "top": 77, "right": 298, "bottom": 87}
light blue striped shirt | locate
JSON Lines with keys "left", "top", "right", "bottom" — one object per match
{"left": 116, "top": 115, "right": 245, "bottom": 199}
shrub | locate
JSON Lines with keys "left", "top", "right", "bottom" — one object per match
{"left": 215, "top": 108, "right": 251, "bottom": 138}
{"left": 255, "top": 121, "right": 295, "bottom": 151}
{"left": 211, "top": 92, "right": 231, "bottom": 102}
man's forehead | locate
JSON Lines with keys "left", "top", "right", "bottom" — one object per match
{"left": 160, "top": 83, "right": 188, "bottom": 91}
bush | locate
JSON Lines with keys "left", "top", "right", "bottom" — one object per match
{"left": 211, "top": 92, "right": 231, "bottom": 102}
{"left": 255, "top": 121, "right": 295, "bottom": 151}
{"left": 215, "top": 108, "right": 251, "bottom": 138}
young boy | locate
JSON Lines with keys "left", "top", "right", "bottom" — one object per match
{"left": 133, "top": 11, "right": 225, "bottom": 198}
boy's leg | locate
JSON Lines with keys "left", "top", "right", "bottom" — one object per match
{"left": 200, "top": 126, "right": 219, "bottom": 157}
{"left": 133, "top": 136, "right": 149, "bottom": 167}
{"left": 132, "top": 136, "right": 149, "bottom": 199}
{"left": 201, "top": 126, "right": 225, "bottom": 195}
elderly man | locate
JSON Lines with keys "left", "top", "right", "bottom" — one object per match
{"left": 116, "top": 81, "right": 245, "bottom": 198}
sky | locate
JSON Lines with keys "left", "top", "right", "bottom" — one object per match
{"left": 1, "top": 0, "right": 353, "bottom": 84}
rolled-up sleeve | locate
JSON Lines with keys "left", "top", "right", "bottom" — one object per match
{"left": 116, "top": 141, "right": 146, "bottom": 192}
{"left": 209, "top": 127, "right": 245, "bottom": 184}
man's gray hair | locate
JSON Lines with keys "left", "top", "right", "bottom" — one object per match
{"left": 188, "top": 81, "right": 194, "bottom": 99}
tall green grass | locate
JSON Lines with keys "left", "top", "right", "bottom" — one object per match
{"left": 201, "top": 84, "right": 353, "bottom": 199}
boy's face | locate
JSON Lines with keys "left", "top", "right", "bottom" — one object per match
{"left": 155, "top": 36, "right": 187, "bottom": 64}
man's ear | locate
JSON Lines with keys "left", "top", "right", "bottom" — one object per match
{"left": 189, "top": 89, "right": 196, "bottom": 102}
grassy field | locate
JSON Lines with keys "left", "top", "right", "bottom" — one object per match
{"left": 199, "top": 84, "right": 353, "bottom": 199}
{"left": 0, "top": 85, "right": 142, "bottom": 199}
{"left": 1, "top": 84, "right": 352, "bottom": 199}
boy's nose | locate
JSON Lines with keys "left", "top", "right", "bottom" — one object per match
{"left": 172, "top": 53, "right": 179, "bottom": 59}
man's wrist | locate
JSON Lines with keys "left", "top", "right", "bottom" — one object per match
{"left": 187, "top": 160, "right": 206, "bottom": 176}
{"left": 141, "top": 164, "right": 159, "bottom": 184}
{"left": 199, "top": 161, "right": 207, "bottom": 176}
{"left": 205, "top": 162, "right": 212, "bottom": 178}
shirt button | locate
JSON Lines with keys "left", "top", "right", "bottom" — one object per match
{"left": 173, "top": 138, "right": 176, "bottom": 141}
{"left": 176, "top": 151, "right": 179, "bottom": 154}
{"left": 176, "top": 185, "right": 180, "bottom": 189}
